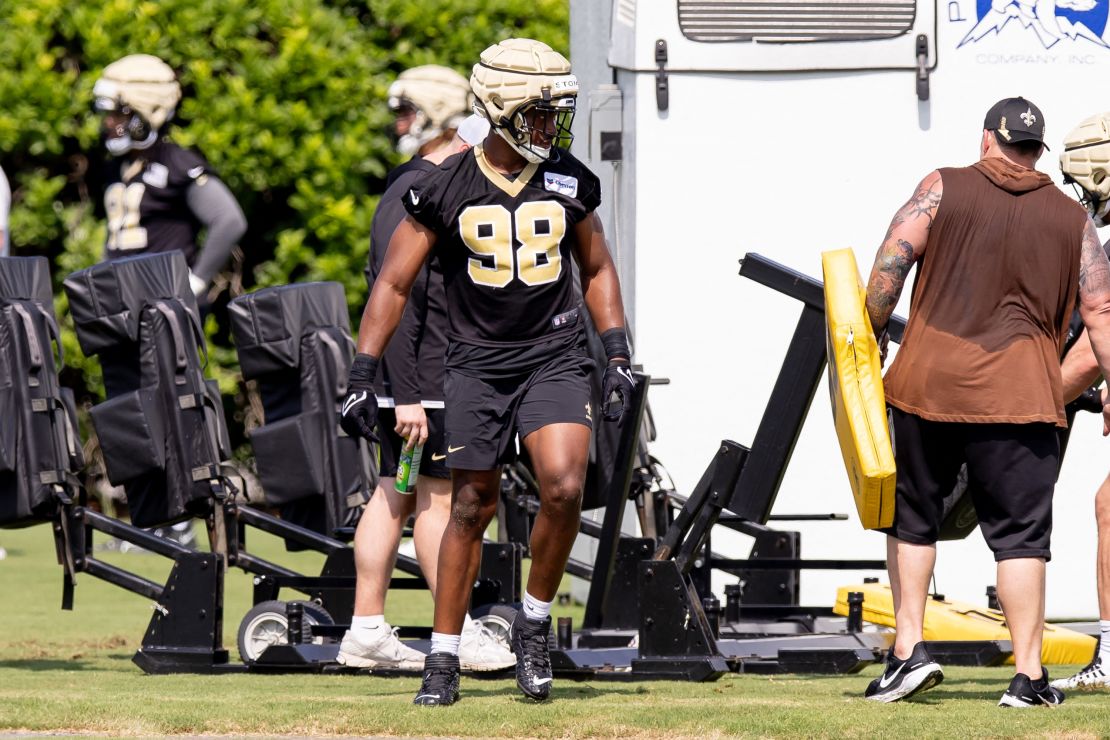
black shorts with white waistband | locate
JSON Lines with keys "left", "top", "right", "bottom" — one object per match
{"left": 375, "top": 406, "right": 450, "bottom": 480}
{"left": 882, "top": 406, "right": 1060, "bottom": 561}
{"left": 443, "top": 347, "right": 596, "bottom": 470}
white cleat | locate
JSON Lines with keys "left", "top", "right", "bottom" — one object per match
{"left": 1051, "top": 656, "right": 1110, "bottom": 690}
{"left": 336, "top": 624, "right": 426, "bottom": 670}
{"left": 460, "top": 618, "right": 517, "bottom": 671}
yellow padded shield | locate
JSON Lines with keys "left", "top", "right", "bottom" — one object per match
{"left": 834, "top": 583, "right": 1097, "bottom": 665}
{"left": 822, "top": 249, "right": 895, "bottom": 530}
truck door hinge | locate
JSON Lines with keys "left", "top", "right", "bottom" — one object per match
{"left": 916, "top": 34, "right": 930, "bottom": 102}
{"left": 655, "top": 39, "right": 669, "bottom": 112}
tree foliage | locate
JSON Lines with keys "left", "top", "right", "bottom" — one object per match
{"left": 0, "top": 0, "right": 568, "bottom": 449}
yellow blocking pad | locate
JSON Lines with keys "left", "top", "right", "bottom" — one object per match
{"left": 822, "top": 249, "right": 895, "bottom": 530}
{"left": 834, "top": 583, "right": 1097, "bottom": 665}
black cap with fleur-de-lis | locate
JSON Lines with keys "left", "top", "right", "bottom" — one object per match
{"left": 984, "top": 97, "right": 1048, "bottom": 149}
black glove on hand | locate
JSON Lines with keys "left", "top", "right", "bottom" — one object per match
{"left": 1074, "top": 385, "right": 1106, "bottom": 414}
{"left": 602, "top": 362, "right": 636, "bottom": 421}
{"left": 599, "top": 327, "right": 635, "bottom": 422}
{"left": 339, "top": 353, "right": 380, "bottom": 442}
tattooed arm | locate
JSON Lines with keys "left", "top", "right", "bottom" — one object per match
{"left": 1075, "top": 217, "right": 1110, "bottom": 434}
{"left": 864, "top": 171, "right": 942, "bottom": 340}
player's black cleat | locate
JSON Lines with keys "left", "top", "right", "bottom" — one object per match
{"left": 412, "top": 652, "right": 460, "bottom": 707}
{"left": 999, "top": 670, "right": 1065, "bottom": 708}
{"left": 511, "top": 612, "right": 553, "bottom": 701}
{"left": 865, "top": 641, "right": 944, "bottom": 702}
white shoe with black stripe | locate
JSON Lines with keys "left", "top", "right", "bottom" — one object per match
{"left": 865, "top": 641, "right": 944, "bottom": 702}
{"left": 1050, "top": 655, "right": 1109, "bottom": 690}
{"left": 999, "top": 670, "right": 1065, "bottom": 707}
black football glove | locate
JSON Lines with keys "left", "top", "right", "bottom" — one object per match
{"left": 339, "top": 353, "right": 380, "bottom": 442}
{"left": 602, "top": 362, "right": 636, "bottom": 422}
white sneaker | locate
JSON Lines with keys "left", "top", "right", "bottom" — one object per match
{"left": 460, "top": 618, "right": 517, "bottom": 671}
{"left": 336, "top": 624, "right": 425, "bottom": 670}
{"left": 1051, "top": 655, "right": 1110, "bottom": 690}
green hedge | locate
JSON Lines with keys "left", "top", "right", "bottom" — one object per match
{"left": 0, "top": 0, "right": 568, "bottom": 449}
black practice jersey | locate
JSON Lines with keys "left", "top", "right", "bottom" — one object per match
{"left": 403, "top": 146, "right": 601, "bottom": 363}
{"left": 103, "top": 139, "right": 211, "bottom": 264}
{"left": 366, "top": 158, "right": 448, "bottom": 404}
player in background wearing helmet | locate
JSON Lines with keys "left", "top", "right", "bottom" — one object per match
{"left": 93, "top": 54, "right": 246, "bottom": 301}
{"left": 92, "top": 54, "right": 246, "bottom": 549}
{"left": 340, "top": 38, "right": 635, "bottom": 705}
{"left": 385, "top": 65, "right": 473, "bottom": 188}
{"left": 335, "top": 65, "right": 514, "bottom": 673}
{"left": 1054, "top": 112, "right": 1110, "bottom": 691}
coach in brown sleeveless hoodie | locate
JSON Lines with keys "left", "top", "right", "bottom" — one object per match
{"left": 861, "top": 97, "right": 1110, "bottom": 707}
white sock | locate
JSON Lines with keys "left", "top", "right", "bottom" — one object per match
{"left": 522, "top": 591, "right": 552, "bottom": 621}
{"left": 1099, "top": 620, "right": 1110, "bottom": 663}
{"left": 430, "top": 632, "right": 461, "bottom": 656}
{"left": 351, "top": 615, "right": 385, "bottom": 632}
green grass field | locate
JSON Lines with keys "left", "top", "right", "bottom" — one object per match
{"left": 1, "top": 523, "right": 1109, "bottom": 738}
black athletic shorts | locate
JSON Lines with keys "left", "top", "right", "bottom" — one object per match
{"left": 443, "top": 348, "right": 595, "bottom": 470}
{"left": 882, "top": 406, "right": 1059, "bottom": 561}
{"left": 375, "top": 406, "right": 450, "bottom": 480}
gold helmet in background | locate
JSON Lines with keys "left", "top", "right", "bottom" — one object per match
{"left": 93, "top": 54, "right": 182, "bottom": 156}
{"left": 1061, "top": 112, "right": 1110, "bottom": 227}
{"left": 470, "top": 38, "right": 578, "bottom": 163}
{"left": 388, "top": 65, "right": 473, "bottom": 156}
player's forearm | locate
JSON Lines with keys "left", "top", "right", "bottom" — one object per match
{"left": 355, "top": 281, "right": 410, "bottom": 359}
{"left": 865, "top": 239, "right": 914, "bottom": 336}
{"left": 186, "top": 178, "right": 247, "bottom": 282}
{"left": 1082, "top": 313, "right": 1110, "bottom": 393}
{"left": 1061, "top": 330, "right": 1101, "bottom": 402}
{"left": 582, "top": 264, "right": 627, "bottom": 343}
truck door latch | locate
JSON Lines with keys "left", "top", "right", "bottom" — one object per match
{"left": 655, "top": 39, "right": 669, "bottom": 112}
{"left": 916, "top": 34, "right": 930, "bottom": 101}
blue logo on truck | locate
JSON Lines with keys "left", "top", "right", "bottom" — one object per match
{"left": 959, "top": 0, "right": 1109, "bottom": 48}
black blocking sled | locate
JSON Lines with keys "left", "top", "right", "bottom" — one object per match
{"left": 2, "top": 251, "right": 1028, "bottom": 680}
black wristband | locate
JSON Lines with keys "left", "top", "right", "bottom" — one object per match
{"left": 349, "top": 353, "right": 380, "bottom": 385}
{"left": 600, "top": 328, "right": 630, "bottom": 363}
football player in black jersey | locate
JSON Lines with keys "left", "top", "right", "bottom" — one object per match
{"left": 94, "top": 54, "right": 246, "bottom": 301}
{"left": 340, "top": 38, "right": 635, "bottom": 705}
{"left": 337, "top": 102, "right": 514, "bottom": 672}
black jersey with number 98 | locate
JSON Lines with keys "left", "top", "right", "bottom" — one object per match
{"left": 403, "top": 146, "right": 601, "bottom": 352}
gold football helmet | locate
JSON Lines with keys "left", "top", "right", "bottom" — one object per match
{"left": 470, "top": 38, "right": 577, "bottom": 163}
{"left": 388, "top": 65, "right": 473, "bottom": 156}
{"left": 1061, "top": 112, "right": 1110, "bottom": 227}
{"left": 93, "top": 54, "right": 181, "bottom": 155}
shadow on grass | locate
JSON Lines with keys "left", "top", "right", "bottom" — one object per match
{"left": 840, "top": 688, "right": 1003, "bottom": 703}
{"left": 0, "top": 659, "right": 92, "bottom": 671}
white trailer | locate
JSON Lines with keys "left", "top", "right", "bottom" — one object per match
{"left": 569, "top": 0, "right": 1110, "bottom": 618}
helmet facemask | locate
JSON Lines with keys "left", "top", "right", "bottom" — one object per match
{"left": 497, "top": 94, "right": 576, "bottom": 164}
{"left": 389, "top": 97, "right": 429, "bottom": 157}
{"left": 94, "top": 95, "right": 157, "bottom": 156}
{"left": 1064, "top": 174, "right": 1110, "bottom": 227}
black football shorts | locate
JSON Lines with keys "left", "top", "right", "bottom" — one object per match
{"left": 881, "top": 406, "right": 1060, "bottom": 561}
{"left": 443, "top": 348, "right": 596, "bottom": 470}
{"left": 375, "top": 406, "right": 450, "bottom": 480}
